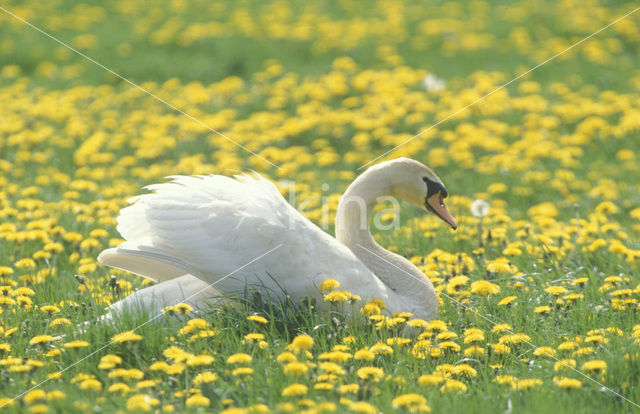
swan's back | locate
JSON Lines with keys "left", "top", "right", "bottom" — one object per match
{"left": 98, "top": 174, "right": 394, "bottom": 306}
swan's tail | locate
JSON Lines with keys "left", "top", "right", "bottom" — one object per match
{"left": 105, "top": 274, "right": 227, "bottom": 317}
{"left": 98, "top": 242, "right": 197, "bottom": 283}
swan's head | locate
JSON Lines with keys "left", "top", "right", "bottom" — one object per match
{"left": 384, "top": 158, "right": 457, "bottom": 230}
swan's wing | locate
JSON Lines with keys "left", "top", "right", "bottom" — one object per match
{"left": 98, "top": 174, "right": 390, "bottom": 303}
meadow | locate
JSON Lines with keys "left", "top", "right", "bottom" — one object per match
{"left": 1, "top": 0, "right": 640, "bottom": 412}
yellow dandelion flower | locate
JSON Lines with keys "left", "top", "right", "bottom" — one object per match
{"left": 149, "top": 361, "right": 170, "bottom": 371}
{"left": 357, "top": 366, "right": 384, "bottom": 382}
{"left": 64, "top": 340, "right": 90, "bottom": 349}
{"left": 392, "top": 393, "right": 430, "bottom": 411}
{"left": 247, "top": 315, "right": 269, "bottom": 324}
{"left": 163, "top": 303, "right": 193, "bottom": 315}
{"left": 29, "top": 335, "right": 54, "bottom": 346}
{"left": 318, "top": 350, "right": 352, "bottom": 363}
{"left": 193, "top": 371, "right": 218, "bottom": 385}
{"left": 338, "top": 383, "right": 359, "bottom": 394}
{"left": 418, "top": 374, "right": 445, "bottom": 386}
{"left": 513, "top": 378, "right": 544, "bottom": 391}
{"left": 276, "top": 351, "right": 297, "bottom": 364}
{"left": 319, "top": 278, "right": 340, "bottom": 292}
{"left": 281, "top": 383, "right": 308, "bottom": 397}
{"left": 323, "top": 290, "right": 352, "bottom": 302}
{"left": 186, "top": 394, "right": 210, "bottom": 407}
{"left": 545, "top": 286, "right": 568, "bottom": 296}
{"left": 352, "top": 348, "right": 375, "bottom": 361}
{"left": 370, "top": 342, "right": 393, "bottom": 355}
{"left": 46, "top": 390, "right": 65, "bottom": 401}
{"left": 49, "top": 318, "right": 72, "bottom": 329}
{"left": 226, "top": 353, "right": 252, "bottom": 364}
{"left": 554, "top": 359, "right": 577, "bottom": 371}
{"left": 108, "top": 382, "right": 132, "bottom": 395}
{"left": 470, "top": 280, "right": 500, "bottom": 296}
{"left": 498, "top": 296, "right": 517, "bottom": 306}
{"left": 111, "top": 331, "right": 143, "bottom": 344}
{"left": 491, "top": 343, "right": 511, "bottom": 355}
{"left": 533, "top": 346, "right": 556, "bottom": 358}
{"left": 553, "top": 377, "right": 582, "bottom": 389}
{"left": 78, "top": 379, "right": 102, "bottom": 391}
{"left": 126, "top": 394, "right": 159, "bottom": 411}
{"left": 581, "top": 359, "right": 607, "bottom": 374}
{"left": 186, "top": 354, "right": 215, "bottom": 367}
{"left": 290, "top": 334, "right": 314, "bottom": 351}
{"left": 283, "top": 362, "right": 309, "bottom": 376}
{"left": 440, "top": 379, "right": 467, "bottom": 393}
{"left": 24, "top": 389, "right": 47, "bottom": 404}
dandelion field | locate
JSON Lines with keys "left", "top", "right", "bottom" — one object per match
{"left": 1, "top": 0, "right": 640, "bottom": 412}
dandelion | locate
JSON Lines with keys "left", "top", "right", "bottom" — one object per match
{"left": 149, "top": 361, "right": 170, "bottom": 371}
{"left": 418, "top": 374, "right": 445, "bottom": 386}
{"left": 111, "top": 331, "right": 143, "bottom": 344}
{"left": 163, "top": 303, "right": 193, "bottom": 315}
{"left": 24, "top": 389, "right": 47, "bottom": 404}
{"left": 323, "top": 291, "right": 352, "bottom": 302}
{"left": 64, "top": 340, "right": 90, "bottom": 349}
{"left": 498, "top": 296, "right": 517, "bottom": 306}
{"left": 289, "top": 334, "right": 314, "bottom": 352}
{"left": 49, "top": 318, "right": 72, "bottom": 329}
{"left": 40, "top": 305, "right": 61, "bottom": 315}
{"left": 226, "top": 353, "right": 252, "bottom": 364}
{"left": 247, "top": 315, "right": 269, "bottom": 324}
{"left": 193, "top": 372, "right": 218, "bottom": 385}
{"left": 186, "top": 394, "right": 210, "bottom": 407}
{"left": 533, "top": 347, "right": 556, "bottom": 358}
{"left": 440, "top": 379, "right": 467, "bottom": 393}
{"left": 283, "top": 362, "right": 308, "bottom": 376}
{"left": 581, "top": 360, "right": 607, "bottom": 374}
{"left": 470, "top": 280, "right": 500, "bottom": 296}
{"left": 357, "top": 366, "right": 384, "bottom": 382}
{"left": 349, "top": 401, "right": 378, "bottom": 414}
{"left": 491, "top": 343, "right": 511, "bottom": 355}
{"left": 318, "top": 351, "right": 352, "bottom": 363}
{"left": 354, "top": 348, "right": 375, "bottom": 361}
{"left": 276, "top": 352, "right": 298, "bottom": 364}
{"left": 470, "top": 199, "right": 490, "bottom": 218}
{"left": 319, "top": 278, "right": 340, "bottom": 292}
{"left": 186, "top": 354, "right": 215, "bottom": 367}
{"left": 108, "top": 383, "right": 132, "bottom": 395}
{"left": 392, "top": 393, "right": 430, "bottom": 412}
{"left": 126, "top": 394, "right": 159, "bottom": 411}
{"left": 281, "top": 383, "right": 308, "bottom": 397}
{"left": 338, "top": 384, "right": 359, "bottom": 394}
{"left": 370, "top": 342, "right": 393, "bottom": 355}
{"left": 513, "top": 378, "right": 544, "bottom": 390}
{"left": 29, "top": 335, "right": 54, "bottom": 346}
{"left": 553, "top": 377, "right": 582, "bottom": 389}
{"left": 78, "top": 379, "right": 102, "bottom": 391}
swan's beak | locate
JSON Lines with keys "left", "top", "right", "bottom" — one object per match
{"left": 426, "top": 193, "right": 457, "bottom": 230}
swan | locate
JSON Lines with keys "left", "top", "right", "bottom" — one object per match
{"left": 97, "top": 157, "right": 457, "bottom": 322}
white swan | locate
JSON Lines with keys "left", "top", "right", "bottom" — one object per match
{"left": 97, "top": 158, "right": 457, "bottom": 321}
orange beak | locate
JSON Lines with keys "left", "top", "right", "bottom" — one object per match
{"left": 426, "top": 193, "right": 457, "bottom": 230}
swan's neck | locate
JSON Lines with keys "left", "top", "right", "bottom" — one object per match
{"left": 334, "top": 167, "right": 437, "bottom": 319}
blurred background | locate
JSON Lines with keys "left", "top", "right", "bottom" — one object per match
{"left": 1, "top": 0, "right": 637, "bottom": 88}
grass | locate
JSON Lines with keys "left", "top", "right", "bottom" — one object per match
{"left": 1, "top": 0, "right": 640, "bottom": 413}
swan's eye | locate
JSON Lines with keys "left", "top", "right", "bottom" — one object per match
{"left": 439, "top": 196, "right": 445, "bottom": 208}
